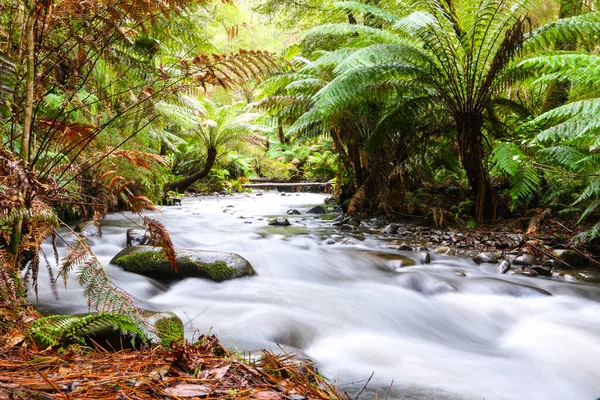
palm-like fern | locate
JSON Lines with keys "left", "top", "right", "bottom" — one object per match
{"left": 295, "top": 0, "right": 600, "bottom": 220}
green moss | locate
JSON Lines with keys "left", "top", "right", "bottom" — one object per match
{"left": 154, "top": 317, "right": 184, "bottom": 348}
{"left": 192, "top": 260, "right": 237, "bottom": 281}
{"left": 115, "top": 251, "right": 168, "bottom": 274}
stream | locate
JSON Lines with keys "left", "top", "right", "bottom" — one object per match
{"left": 35, "top": 192, "right": 600, "bottom": 400}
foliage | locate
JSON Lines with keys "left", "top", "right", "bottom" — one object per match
{"left": 29, "top": 312, "right": 148, "bottom": 348}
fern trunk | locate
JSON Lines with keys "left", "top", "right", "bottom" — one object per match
{"left": 164, "top": 147, "right": 218, "bottom": 194}
{"left": 457, "top": 116, "right": 496, "bottom": 221}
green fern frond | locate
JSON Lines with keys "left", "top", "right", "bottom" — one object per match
{"left": 29, "top": 313, "right": 148, "bottom": 348}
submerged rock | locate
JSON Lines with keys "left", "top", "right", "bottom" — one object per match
{"left": 268, "top": 217, "right": 291, "bottom": 226}
{"left": 110, "top": 246, "right": 256, "bottom": 282}
{"left": 473, "top": 252, "right": 498, "bottom": 264}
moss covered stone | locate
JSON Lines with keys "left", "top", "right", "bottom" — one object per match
{"left": 110, "top": 246, "right": 256, "bottom": 282}
{"left": 141, "top": 310, "right": 183, "bottom": 348}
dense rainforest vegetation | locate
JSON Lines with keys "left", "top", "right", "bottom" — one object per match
{"left": 1, "top": 0, "right": 600, "bottom": 397}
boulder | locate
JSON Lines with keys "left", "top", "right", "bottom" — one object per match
{"left": 126, "top": 229, "right": 151, "bottom": 247}
{"left": 497, "top": 260, "right": 511, "bottom": 274}
{"left": 420, "top": 252, "right": 431, "bottom": 264}
{"left": 306, "top": 206, "right": 326, "bottom": 214}
{"left": 398, "top": 243, "right": 413, "bottom": 251}
{"left": 269, "top": 217, "right": 291, "bottom": 226}
{"left": 552, "top": 249, "right": 587, "bottom": 269}
{"left": 286, "top": 209, "right": 301, "bottom": 215}
{"left": 75, "top": 221, "right": 101, "bottom": 237}
{"left": 473, "top": 252, "right": 498, "bottom": 264}
{"left": 110, "top": 246, "right": 256, "bottom": 282}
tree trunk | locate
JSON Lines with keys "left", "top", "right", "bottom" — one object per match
{"left": 164, "top": 147, "right": 217, "bottom": 194}
{"left": 457, "top": 117, "right": 496, "bottom": 222}
{"left": 20, "top": 0, "right": 35, "bottom": 163}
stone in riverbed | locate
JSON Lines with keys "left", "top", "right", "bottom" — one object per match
{"left": 286, "top": 209, "right": 301, "bottom": 215}
{"left": 473, "top": 252, "right": 498, "bottom": 264}
{"left": 513, "top": 253, "right": 537, "bottom": 266}
{"left": 110, "top": 245, "right": 255, "bottom": 282}
{"left": 268, "top": 217, "right": 291, "bottom": 226}
{"left": 497, "top": 260, "right": 511, "bottom": 274}
{"left": 420, "top": 252, "right": 431, "bottom": 264}
{"left": 382, "top": 223, "right": 400, "bottom": 234}
{"left": 75, "top": 221, "right": 101, "bottom": 237}
{"left": 531, "top": 266, "right": 552, "bottom": 277}
{"left": 126, "top": 229, "right": 151, "bottom": 247}
{"left": 306, "top": 205, "right": 326, "bottom": 214}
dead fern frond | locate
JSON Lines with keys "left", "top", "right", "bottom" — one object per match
{"left": 143, "top": 217, "right": 177, "bottom": 273}
{"left": 109, "top": 149, "right": 167, "bottom": 170}
{"left": 129, "top": 195, "right": 160, "bottom": 214}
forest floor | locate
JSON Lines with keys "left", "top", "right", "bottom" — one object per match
{"left": 0, "top": 307, "right": 344, "bottom": 400}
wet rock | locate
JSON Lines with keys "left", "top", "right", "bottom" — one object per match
{"left": 126, "top": 229, "right": 150, "bottom": 247}
{"left": 111, "top": 245, "right": 256, "bottom": 281}
{"left": 325, "top": 239, "right": 336, "bottom": 245}
{"left": 382, "top": 223, "right": 400, "bottom": 234}
{"left": 286, "top": 209, "right": 301, "bottom": 215}
{"left": 306, "top": 205, "right": 326, "bottom": 214}
{"left": 331, "top": 215, "right": 345, "bottom": 225}
{"left": 552, "top": 249, "right": 587, "bottom": 269}
{"left": 420, "top": 252, "right": 431, "bottom": 264}
{"left": 542, "top": 258, "right": 567, "bottom": 269}
{"left": 269, "top": 217, "right": 291, "bottom": 226}
{"left": 513, "top": 254, "right": 537, "bottom": 266}
{"left": 531, "top": 266, "right": 552, "bottom": 277}
{"left": 340, "top": 224, "right": 355, "bottom": 231}
{"left": 430, "top": 235, "right": 441, "bottom": 244}
{"left": 255, "top": 193, "right": 263, "bottom": 196}
{"left": 552, "top": 270, "right": 600, "bottom": 284}
{"left": 75, "top": 221, "right": 101, "bottom": 237}
{"left": 513, "top": 268, "right": 539, "bottom": 277}
{"left": 346, "top": 218, "right": 361, "bottom": 227}
{"left": 280, "top": 193, "right": 286, "bottom": 196}
{"left": 398, "top": 243, "right": 413, "bottom": 251}
{"left": 413, "top": 246, "right": 429, "bottom": 252}
{"left": 454, "top": 271, "right": 467, "bottom": 277}
{"left": 497, "top": 260, "right": 511, "bottom": 274}
{"left": 473, "top": 252, "right": 498, "bottom": 264}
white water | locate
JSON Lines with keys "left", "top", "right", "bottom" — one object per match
{"left": 35, "top": 193, "right": 600, "bottom": 399}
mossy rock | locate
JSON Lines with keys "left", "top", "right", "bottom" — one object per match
{"left": 141, "top": 310, "right": 183, "bottom": 348}
{"left": 110, "top": 245, "right": 256, "bottom": 282}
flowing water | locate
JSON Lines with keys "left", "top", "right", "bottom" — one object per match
{"left": 35, "top": 193, "right": 600, "bottom": 400}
